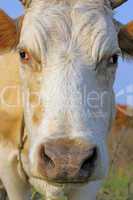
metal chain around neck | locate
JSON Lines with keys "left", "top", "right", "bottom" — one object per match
{"left": 18, "top": 115, "right": 29, "bottom": 182}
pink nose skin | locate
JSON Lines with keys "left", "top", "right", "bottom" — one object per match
{"left": 37, "top": 138, "right": 97, "bottom": 183}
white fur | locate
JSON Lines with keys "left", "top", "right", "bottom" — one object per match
{"left": 18, "top": 0, "right": 119, "bottom": 199}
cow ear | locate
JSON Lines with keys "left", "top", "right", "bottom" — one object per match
{"left": 0, "top": 9, "right": 21, "bottom": 53}
{"left": 118, "top": 21, "right": 133, "bottom": 57}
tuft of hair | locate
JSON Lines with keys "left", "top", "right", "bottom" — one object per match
{"left": 118, "top": 21, "right": 133, "bottom": 58}
{"left": 0, "top": 9, "right": 18, "bottom": 53}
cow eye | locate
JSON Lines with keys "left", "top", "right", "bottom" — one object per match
{"left": 19, "top": 50, "right": 30, "bottom": 63}
{"left": 109, "top": 54, "right": 119, "bottom": 65}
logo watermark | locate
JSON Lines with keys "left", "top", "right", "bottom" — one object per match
{"left": 116, "top": 84, "right": 133, "bottom": 116}
{"left": 0, "top": 84, "right": 133, "bottom": 117}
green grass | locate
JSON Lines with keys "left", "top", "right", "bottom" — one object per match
{"left": 97, "top": 167, "right": 133, "bottom": 200}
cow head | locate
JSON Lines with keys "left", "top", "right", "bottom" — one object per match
{"left": 0, "top": 0, "right": 133, "bottom": 199}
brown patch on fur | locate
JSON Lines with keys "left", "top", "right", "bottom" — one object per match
{"left": 29, "top": 92, "right": 40, "bottom": 107}
{"left": 1, "top": 85, "right": 21, "bottom": 107}
{"left": 0, "top": 109, "right": 23, "bottom": 146}
{"left": 29, "top": 60, "right": 42, "bottom": 73}
{"left": 118, "top": 21, "right": 133, "bottom": 56}
{"left": 32, "top": 104, "right": 44, "bottom": 125}
{"left": 0, "top": 10, "right": 18, "bottom": 52}
{"left": 28, "top": 77, "right": 41, "bottom": 106}
{"left": 0, "top": 52, "right": 23, "bottom": 147}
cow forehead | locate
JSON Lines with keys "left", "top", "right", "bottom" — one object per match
{"left": 30, "top": 0, "right": 110, "bottom": 8}
{"left": 20, "top": 0, "right": 117, "bottom": 63}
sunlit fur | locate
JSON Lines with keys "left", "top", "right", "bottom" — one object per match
{"left": 118, "top": 21, "right": 133, "bottom": 57}
{"left": 0, "top": 53, "right": 30, "bottom": 200}
{"left": 0, "top": 10, "right": 18, "bottom": 52}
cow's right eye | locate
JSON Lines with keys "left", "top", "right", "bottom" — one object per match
{"left": 19, "top": 50, "right": 30, "bottom": 64}
{"left": 20, "top": 51, "right": 26, "bottom": 59}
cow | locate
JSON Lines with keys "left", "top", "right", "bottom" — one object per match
{"left": 0, "top": 0, "right": 133, "bottom": 200}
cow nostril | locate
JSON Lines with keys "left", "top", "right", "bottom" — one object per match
{"left": 40, "top": 146, "right": 55, "bottom": 169}
{"left": 80, "top": 147, "right": 97, "bottom": 172}
{"left": 44, "top": 153, "right": 55, "bottom": 169}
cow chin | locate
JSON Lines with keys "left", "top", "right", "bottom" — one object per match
{"left": 30, "top": 177, "right": 68, "bottom": 200}
{"left": 29, "top": 175, "right": 103, "bottom": 200}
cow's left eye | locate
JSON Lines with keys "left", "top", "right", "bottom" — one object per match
{"left": 109, "top": 54, "right": 119, "bottom": 65}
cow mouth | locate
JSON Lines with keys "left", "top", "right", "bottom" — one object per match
{"left": 30, "top": 176, "right": 89, "bottom": 198}
{"left": 30, "top": 175, "right": 90, "bottom": 186}
{"left": 29, "top": 162, "right": 97, "bottom": 186}
{"left": 47, "top": 179, "right": 89, "bottom": 185}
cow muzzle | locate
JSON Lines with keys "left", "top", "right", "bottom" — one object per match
{"left": 36, "top": 138, "right": 97, "bottom": 184}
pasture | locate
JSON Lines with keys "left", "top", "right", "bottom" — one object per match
{"left": 99, "top": 106, "right": 133, "bottom": 200}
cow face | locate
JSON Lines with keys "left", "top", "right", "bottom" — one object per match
{"left": 18, "top": 0, "right": 118, "bottom": 185}
{"left": 0, "top": 0, "right": 133, "bottom": 199}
